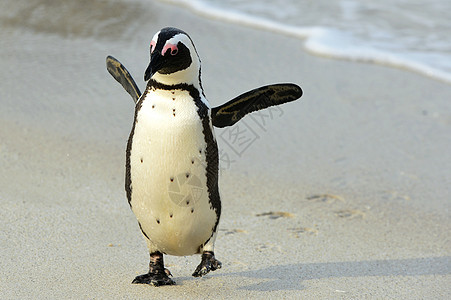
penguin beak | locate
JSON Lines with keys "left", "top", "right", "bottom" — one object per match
{"left": 144, "top": 51, "right": 165, "bottom": 81}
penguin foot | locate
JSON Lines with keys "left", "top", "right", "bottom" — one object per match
{"left": 132, "top": 251, "right": 175, "bottom": 286}
{"left": 132, "top": 270, "right": 175, "bottom": 286}
{"left": 192, "top": 251, "right": 222, "bottom": 277}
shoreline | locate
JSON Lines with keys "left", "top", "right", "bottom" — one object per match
{"left": 156, "top": 0, "right": 451, "bottom": 85}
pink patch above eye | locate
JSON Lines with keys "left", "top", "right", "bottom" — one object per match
{"left": 150, "top": 40, "right": 156, "bottom": 53}
{"left": 162, "top": 42, "right": 178, "bottom": 56}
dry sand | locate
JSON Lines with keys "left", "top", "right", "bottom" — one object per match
{"left": 0, "top": 0, "right": 450, "bottom": 298}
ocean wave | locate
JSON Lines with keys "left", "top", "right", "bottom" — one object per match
{"left": 159, "top": 0, "right": 451, "bottom": 84}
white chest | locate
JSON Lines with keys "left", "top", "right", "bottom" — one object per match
{"left": 129, "top": 88, "right": 217, "bottom": 256}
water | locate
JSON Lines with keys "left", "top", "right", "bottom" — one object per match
{"left": 161, "top": 0, "right": 451, "bottom": 84}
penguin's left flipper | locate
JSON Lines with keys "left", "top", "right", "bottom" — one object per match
{"left": 211, "top": 83, "right": 303, "bottom": 128}
{"left": 106, "top": 56, "right": 141, "bottom": 103}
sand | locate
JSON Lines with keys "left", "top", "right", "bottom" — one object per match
{"left": 0, "top": 0, "right": 450, "bottom": 298}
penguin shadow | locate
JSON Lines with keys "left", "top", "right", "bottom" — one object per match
{"left": 216, "top": 256, "right": 450, "bottom": 291}
{"left": 170, "top": 275, "right": 215, "bottom": 286}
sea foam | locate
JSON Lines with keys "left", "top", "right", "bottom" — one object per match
{"left": 159, "top": 0, "right": 451, "bottom": 84}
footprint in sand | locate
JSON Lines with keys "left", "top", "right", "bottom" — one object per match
{"left": 255, "top": 211, "right": 295, "bottom": 219}
{"left": 219, "top": 228, "right": 247, "bottom": 235}
{"left": 306, "top": 194, "right": 345, "bottom": 204}
{"left": 288, "top": 227, "right": 319, "bottom": 238}
{"left": 334, "top": 209, "right": 365, "bottom": 219}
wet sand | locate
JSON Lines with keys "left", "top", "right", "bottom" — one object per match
{"left": 0, "top": 0, "right": 450, "bottom": 298}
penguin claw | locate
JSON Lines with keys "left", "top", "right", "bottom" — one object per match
{"left": 164, "top": 268, "right": 173, "bottom": 277}
{"left": 132, "top": 271, "right": 175, "bottom": 286}
{"left": 192, "top": 251, "right": 222, "bottom": 277}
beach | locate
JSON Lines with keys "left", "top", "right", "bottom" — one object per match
{"left": 0, "top": 0, "right": 450, "bottom": 298}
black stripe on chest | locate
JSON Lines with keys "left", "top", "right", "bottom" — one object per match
{"left": 125, "top": 80, "right": 221, "bottom": 232}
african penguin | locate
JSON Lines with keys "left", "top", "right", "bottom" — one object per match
{"left": 126, "top": 27, "right": 221, "bottom": 286}
{"left": 106, "top": 27, "right": 303, "bottom": 287}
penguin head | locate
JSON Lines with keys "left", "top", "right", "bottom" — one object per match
{"left": 145, "top": 27, "right": 202, "bottom": 88}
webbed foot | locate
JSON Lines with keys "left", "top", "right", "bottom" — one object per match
{"left": 192, "top": 251, "right": 222, "bottom": 277}
{"left": 132, "top": 251, "right": 175, "bottom": 286}
{"left": 132, "top": 270, "right": 175, "bottom": 286}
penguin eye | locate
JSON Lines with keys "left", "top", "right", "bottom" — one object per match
{"left": 150, "top": 40, "right": 156, "bottom": 53}
{"left": 162, "top": 42, "right": 178, "bottom": 56}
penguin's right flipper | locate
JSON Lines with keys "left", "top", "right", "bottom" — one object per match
{"left": 106, "top": 56, "right": 141, "bottom": 103}
{"left": 211, "top": 83, "right": 303, "bottom": 128}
